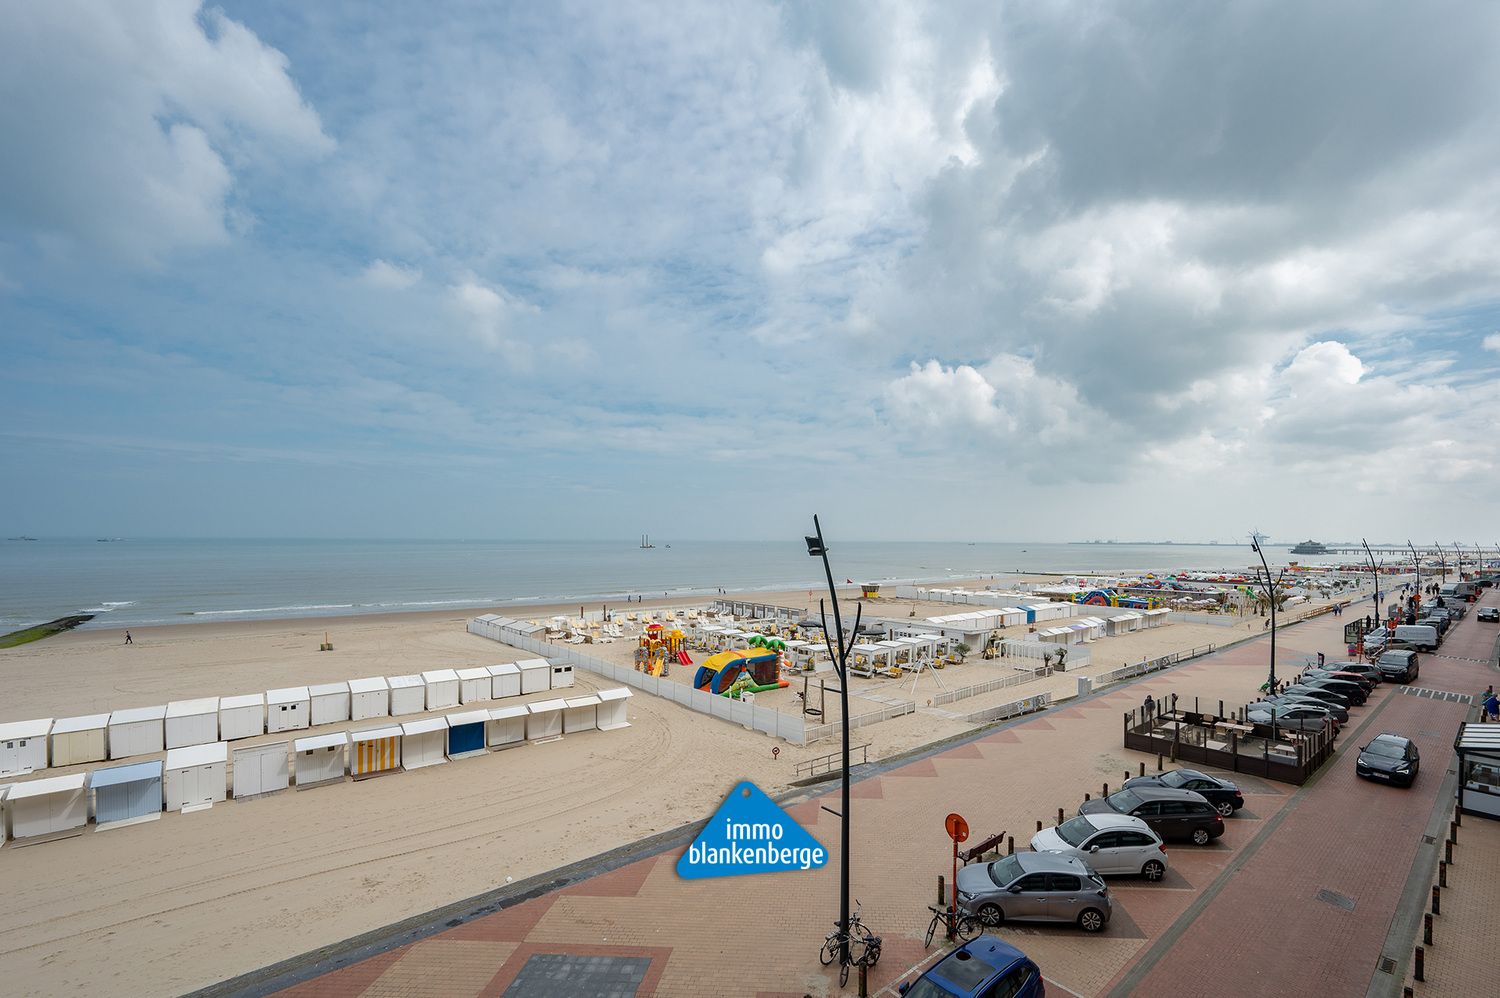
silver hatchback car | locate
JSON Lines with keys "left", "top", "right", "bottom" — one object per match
{"left": 955, "top": 851, "right": 1112, "bottom": 932}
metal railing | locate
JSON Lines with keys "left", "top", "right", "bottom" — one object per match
{"left": 795, "top": 743, "right": 870, "bottom": 779}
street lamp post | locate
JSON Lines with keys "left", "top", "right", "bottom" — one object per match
{"left": 1362, "top": 539, "right": 1381, "bottom": 631}
{"left": 1250, "top": 534, "right": 1281, "bottom": 691}
{"left": 805, "top": 515, "right": 860, "bottom": 970}
{"left": 1408, "top": 541, "right": 1421, "bottom": 614}
{"left": 1453, "top": 542, "right": 1465, "bottom": 582}
{"left": 1436, "top": 543, "right": 1447, "bottom": 583}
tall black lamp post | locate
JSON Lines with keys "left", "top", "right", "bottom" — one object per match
{"left": 1408, "top": 541, "right": 1421, "bottom": 610}
{"left": 1436, "top": 543, "right": 1447, "bottom": 583}
{"left": 806, "top": 515, "right": 859, "bottom": 968}
{"left": 1250, "top": 534, "right": 1281, "bottom": 691}
{"left": 1363, "top": 538, "right": 1381, "bottom": 630}
{"left": 1453, "top": 541, "right": 1465, "bottom": 581}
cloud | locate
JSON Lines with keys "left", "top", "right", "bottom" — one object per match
{"left": 448, "top": 277, "right": 540, "bottom": 354}
{"left": 1483, "top": 333, "right": 1500, "bottom": 352}
{"left": 0, "top": 0, "right": 331, "bottom": 264}
{"left": 360, "top": 259, "right": 421, "bottom": 290}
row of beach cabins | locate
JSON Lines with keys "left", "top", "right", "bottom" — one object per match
{"left": 0, "top": 685, "right": 633, "bottom": 846}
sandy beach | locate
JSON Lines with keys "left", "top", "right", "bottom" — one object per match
{"left": 0, "top": 582, "right": 1356, "bottom": 995}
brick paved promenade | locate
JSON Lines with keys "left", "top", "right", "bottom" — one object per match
{"left": 217, "top": 588, "right": 1496, "bottom": 998}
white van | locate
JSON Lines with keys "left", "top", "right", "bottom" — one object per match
{"left": 1391, "top": 624, "right": 1439, "bottom": 651}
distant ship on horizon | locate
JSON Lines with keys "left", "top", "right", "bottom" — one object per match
{"left": 1290, "top": 539, "right": 1329, "bottom": 554}
{"left": 640, "top": 534, "right": 655, "bottom": 549}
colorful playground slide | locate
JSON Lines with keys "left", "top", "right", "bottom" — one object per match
{"left": 692, "top": 649, "right": 789, "bottom": 697}
{"left": 676, "top": 650, "right": 693, "bottom": 666}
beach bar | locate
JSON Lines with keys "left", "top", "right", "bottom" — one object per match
{"left": 422, "top": 669, "right": 461, "bottom": 710}
{"left": 108, "top": 705, "right": 166, "bottom": 759}
{"left": 457, "top": 667, "right": 493, "bottom": 704}
{"left": 6, "top": 773, "right": 88, "bottom": 843}
{"left": 445, "top": 710, "right": 489, "bottom": 759}
{"left": 388, "top": 675, "right": 425, "bottom": 716}
{"left": 349, "top": 725, "right": 402, "bottom": 779}
{"left": 517, "top": 659, "right": 550, "bottom": 695}
{"left": 218, "top": 694, "right": 265, "bottom": 741}
{"left": 164, "top": 742, "right": 227, "bottom": 812}
{"left": 293, "top": 732, "right": 348, "bottom": 789}
{"left": 266, "top": 687, "right": 311, "bottom": 733}
{"left": 91, "top": 761, "right": 162, "bottom": 830}
{"left": 486, "top": 705, "right": 528, "bottom": 749}
{"left": 50, "top": 714, "right": 110, "bottom": 768}
{"left": 487, "top": 663, "right": 521, "bottom": 698}
{"left": 348, "top": 677, "right": 391, "bottom": 721}
{"left": 232, "top": 742, "right": 289, "bottom": 799}
{"left": 400, "top": 717, "right": 449, "bottom": 770}
{"left": 526, "top": 699, "right": 567, "bottom": 743}
{"left": 309, "top": 682, "right": 351, "bottom": 726}
{"left": 563, "top": 694, "right": 601, "bottom": 734}
{"left": 166, "top": 698, "right": 221, "bottom": 749}
{"left": 596, "top": 688, "right": 633, "bottom": 730}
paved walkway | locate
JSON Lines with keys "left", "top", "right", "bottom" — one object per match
{"left": 220, "top": 592, "right": 1496, "bottom": 998}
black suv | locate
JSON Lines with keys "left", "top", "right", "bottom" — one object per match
{"left": 1376, "top": 649, "right": 1419, "bottom": 683}
{"left": 1078, "top": 786, "right": 1225, "bottom": 845}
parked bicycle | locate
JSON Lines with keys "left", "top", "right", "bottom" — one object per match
{"left": 924, "top": 903, "right": 982, "bottom": 948}
{"left": 819, "top": 901, "right": 882, "bottom": 987}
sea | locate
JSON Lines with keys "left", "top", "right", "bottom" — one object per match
{"left": 0, "top": 538, "right": 1371, "bottom": 632}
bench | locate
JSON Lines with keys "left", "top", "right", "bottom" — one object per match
{"left": 959, "top": 829, "right": 1007, "bottom": 864}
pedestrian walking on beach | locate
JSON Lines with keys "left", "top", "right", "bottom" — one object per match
{"left": 124, "top": 631, "right": 132, "bottom": 645}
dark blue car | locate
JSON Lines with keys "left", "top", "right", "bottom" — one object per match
{"left": 900, "top": 935, "right": 1044, "bottom": 998}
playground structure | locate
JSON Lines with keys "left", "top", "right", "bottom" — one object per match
{"left": 692, "top": 638, "right": 790, "bottom": 698}
{"left": 634, "top": 622, "right": 691, "bottom": 678}
{"left": 1071, "top": 588, "right": 1162, "bottom": 610}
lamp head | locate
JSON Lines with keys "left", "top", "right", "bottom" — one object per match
{"left": 805, "top": 536, "right": 825, "bottom": 557}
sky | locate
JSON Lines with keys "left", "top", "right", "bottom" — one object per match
{"left": 1, "top": 0, "right": 1499, "bottom": 543}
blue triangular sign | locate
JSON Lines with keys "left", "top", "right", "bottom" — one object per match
{"left": 677, "top": 781, "right": 828, "bottom": 879}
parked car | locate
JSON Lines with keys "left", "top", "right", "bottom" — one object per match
{"left": 1281, "top": 684, "right": 1352, "bottom": 711}
{"left": 1326, "top": 661, "right": 1383, "bottom": 685}
{"left": 1249, "top": 696, "right": 1348, "bottom": 724}
{"left": 899, "top": 935, "right": 1045, "bottom": 998}
{"left": 1299, "top": 676, "right": 1367, "bottom": 705}
{"left": 1247, "top": 703, "right": 1340, "bottom": 735}
{"left": 1031, "top": 813, "right": 1170, "bottom": 879}
{"left": 1479, "top": 607, "right": 1499, "bottom": 622}
{"left": 1356, "top": 733, "right": 1421, "bottom": 787}
{"left": 1301, "top": 667, "right": 1375, "bottom": 691}
{"left": 955, "top": 851, "right": 1111, "bottom": 933}
{"left": 1376, "top": 649, "right": 1420, "bottom": 682}
{"left": 1418, "top": 615, "right": 1449, "bottom": 636}
{"left": 1078, "top": 786, "right": 1225, "bottom": 844}
{"left": 1123, "top": 768, "right": 1245, "bottom": 816}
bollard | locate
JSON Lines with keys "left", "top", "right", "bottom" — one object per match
{"left": 1449, "top": 820, "right": 1458, "bottom": 843}
{"left": 1404, "top": 988, "right": 1414, "bottom": 998}
{"left": 1454, "top": 807, "right": 1461, "bottom": 827}
{"left": 859, "top": 960, "right": 868, "bottom": 997}
{"left": 1007, "top": 835, "right": 1014, "bottom": 855}
{"left": 1424, "top": 913, "right": 1433, "bottom": 945}
{"left": 1445, "top": 839, "right": 1453, "bottom": 865}
{"left": 1431, "top": 885, "right": 1440, "bottom": 916}
{"left": 937, "top": 876, "right": 945, "bottom": 906}
{"left": 1084, "top": 793, "right": 1091, "bottom": 802}
{"left": 1139, "top": 761, "right": 1146, "bottom": 776}
{"left": 1037, "top": 819, "right": 1043, "bottom": 832}
{"left": 1439, "top": 860, "right": 1447, "bottom": 888}
{"left": 1157, "top": 753, "right": 1164, "bottom": 771}
{"left": 1057, "top": 808, "right": 1064, "bottom": 826}
{"left": 1415, "top": 946, "right": 1425, "bottom": 981}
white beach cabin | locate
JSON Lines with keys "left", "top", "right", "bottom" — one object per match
{"left": 348, "top": 677, "right": 391, "bottom": 721}
{"left": 50, "top": 714, "right": 110, "bottom": 768}
{"left": 107, "top": 705, "right": 166, "bottom": 760}
{"left": 90, "top": 760, "right": 163, "bottom": 830}
{"left": 421, "top": 669, "right": 461, "bottom": 711}
{"left": 400, "top": 717, "right": 449, "bottom": 770}
{"left": 164, "top": 742, "right": 227, "bottom": 812}
{"left": 387, "top": 675, "right": 425, "bottom": 716}
{"left": 6, "top": 773, "right": 88, "bottom": 843}
{"left": 486, "top": 705, "right": 528, "bottom": 749}
{"left": 517, "top": 659, "right": 550, "bottom": 695}
{"left": 1, "top": 718, "right": 54, "bottom": 778}
{"left": 309, "top": 682, "right": 351, "bottom": 726}
{"left": 165, "top": 697, "right": 221, "bottom": 749}
{"left": 349, "top": 725, "right": 402, "bottom": 779}
{"left": 562, "top": 694, "right": 602, "bottom": 734}
{"left": 293, "top": 732, "right": 348, "bottom": 789}
{"left": 445, "top": 710, "right": 489, "bottom": 759}
{"left": 457, "top": 667, "right": 493, "bottom": 704}
{"left": 266, "top": 687, "right": 311, "bottom": 733}
{"left": 218, "top": 693, "right": 265, "bottom": 741}
{"left": 596, "top": 688, "right": 633, "bottom": 730}
{"left": 231, "top": 741, "right": 289, "bottom": 799}
{"left": 487, "top": 663, "right": 521, "bottom": 699}
{"left": 550, "top": 662, "right": 575, "bottom": 690}
{"left": 526, "top": 699, "right": 567, "bottom": 743}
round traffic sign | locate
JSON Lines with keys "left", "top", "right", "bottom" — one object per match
{"left": 945, "top": 812, "right": 969, "bottom": 843}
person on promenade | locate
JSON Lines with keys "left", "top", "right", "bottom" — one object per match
{"left": 1143, "top": 693, "right": 1155, "bottom": 720}
{"left": 124, "top": 630, "right": 132, "bottom": 645}
{"left": 1485, "top": 692, "right": 1500, "bottom": 723}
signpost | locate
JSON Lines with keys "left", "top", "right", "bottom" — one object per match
{"left": 944, "top": 812, "right": 969, "bottom": 940}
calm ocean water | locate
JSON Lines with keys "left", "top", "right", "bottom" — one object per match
{"left": 0, "top": 538, "right": 1366, "bottom": 631}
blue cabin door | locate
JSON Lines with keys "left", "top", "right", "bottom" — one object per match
{"left": 448, "top": 722, "right": 484, "bottom": 756}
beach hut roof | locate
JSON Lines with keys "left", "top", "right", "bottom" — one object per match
{"left": 487, "top": 663, "right": 520, "bottom": 676}
{"left": 164, "top": 741, "right": 227, "bottom": 770}
{"left": 488, "top": 705, "right": 529, "bottom": 721}
{"left": 267, "top": 686, "right": 310, "bottom": 704}
{"left": 565, "top": 694, "right": 603, "bottom": 709}
{"left": 597, "top": 688, "right": 633, "bottom": 703}
{"left": 474, "top": 614, "right": 500, "bottom": 623}
{"left": 308, "top": 682, "right": 349, "bottom": 697}
{"left": 89, "top": 760, "right": 161, "bottom": 789}
{"left": 456, "top": 667, "right": 491, "bottom": 681}
{"left": 7, "top": 773, "right": 87, "bottom": 800}
{"left": 401, "top": 717, "right": 449, "bottom": 736}
{"left": 50, "top": 713, "right": 110, "bottom": 735}
{"left": 516, "top": 658, "right": 549, "bottom": 671}
{"left": 527, "top": 698, "right": 568, "bottom": 714}
{"left": 349, "top": 725, "right": 403, "bottom": 742}
{"left": 347, "top": 677, "right": 389, "bottom": 694}
{"left": 109, "top": 705, "right": 166, "bottom": 725}
{"left": 294, "top": 732, "right": 349, "bottom": 752}
{"left": 166, "top": 697, "right": 220, "bottom": 717}
{"left": 220, "top": 693, "right": 264, "bottom": 710}
{"left": 446, "top": 709, "right": 489, "bottom": 728}
{"left": 387, "top": 674, "right": 424, "bottom": 689}
{"left": 421, "top": 669, "right": 460, "bottom": 683}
